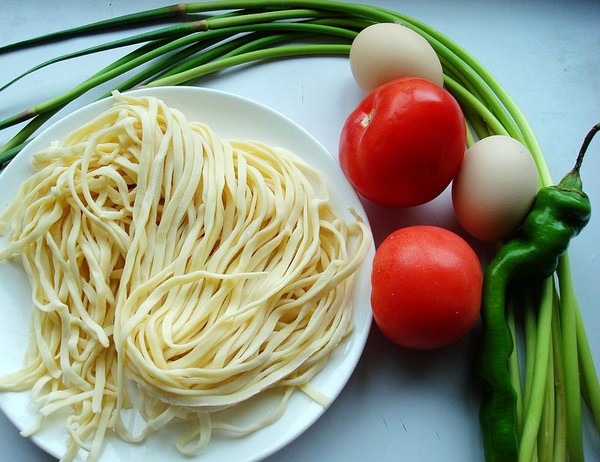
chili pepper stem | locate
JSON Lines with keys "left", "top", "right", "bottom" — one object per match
{"left": 559, "top": 122, "right": 600, "bottom": 190}
{"left": 574, "top": 122, "right": 600, "bottom": 173}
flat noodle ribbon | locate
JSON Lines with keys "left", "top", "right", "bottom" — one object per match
{"left": 0, "top": 92, "right": 371, "bottom": 461}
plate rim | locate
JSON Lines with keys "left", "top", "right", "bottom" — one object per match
{"left": 0, "top": 85, "right": 375, "bottom": 462}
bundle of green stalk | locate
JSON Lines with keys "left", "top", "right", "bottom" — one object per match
{"left": 0, "top": 1, "right": 598, "bottom": 460}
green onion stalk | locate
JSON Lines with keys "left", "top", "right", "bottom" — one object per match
{"left": 0, "top": 1, "right": 598, "bottom": 460}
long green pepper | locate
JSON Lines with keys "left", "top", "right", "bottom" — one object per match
{"left": 478, "top": 123, "right": 599, "bottom": 461}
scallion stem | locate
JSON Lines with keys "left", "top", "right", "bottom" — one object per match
{"left": 443, "top": 76, "right": 508, "bottom": 136}
{"left": 558, "top": 254, "right": 584, "bottom": 462}
{"left": 0, "top": 20, "right": 210, "bottom": 92}
{"left": 523, "top": 293, "right": 538, "bottom": 412}
{"left": 0, "top": 3, "right": 193, "bottom": 53}
{"left": 576, "top": 306, "right": 600, "bottom": 432}
{"left": 538, "top": 333, "right": 556, "bottom": 462}
{"left": 506, "top": 301, "right": 524, "bottom": 434}
{"left": 551, "top": 301, "right": 568, "bottom": 461}
{"left": 519, "top": 278, "right": 554, "bottom": 462}
{"left": 146, "top": 43, "right": 350, "bottom": 88}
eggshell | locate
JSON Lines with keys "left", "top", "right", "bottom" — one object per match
{"left": 452, "top": 135, "right": 539, "bottom": 242}
{"left": 349, "top": 23, "right": 444, "bottom": 93}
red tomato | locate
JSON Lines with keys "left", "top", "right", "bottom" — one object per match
{"left": 339, "top": 77, "right": 466, "bottom": 207}
{"left": 371, "top": 226, "right": 482, "bottom": 350}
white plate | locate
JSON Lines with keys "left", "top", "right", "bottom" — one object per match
{"left": 0, "top": 86, "right": 375, "bottom": 462}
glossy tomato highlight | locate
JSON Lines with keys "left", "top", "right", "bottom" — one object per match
{"left": 339, "top": 78, "right": 466, "bottom": 207}
{"left": 371, "top": 226, "right": 482, "bottom": 350}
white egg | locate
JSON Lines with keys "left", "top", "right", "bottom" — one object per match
{"left": 349, "top": 22, "right": 444, "bottom": 93}
{"left": 452, "top": 135, "right": 540, "bottom": 242}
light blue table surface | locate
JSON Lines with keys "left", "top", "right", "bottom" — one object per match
{"left": 0, "top": 1, "right": 598, "bottom": 461}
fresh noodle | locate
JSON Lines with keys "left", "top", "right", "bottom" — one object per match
{"left": 0, "top": 92, "right": 371, "bottom": 461}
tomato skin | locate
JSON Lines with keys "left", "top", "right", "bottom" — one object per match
{"left": 371, "top": 226, "right": 482, "bottom": 350}
{"left": 339, "top": 78, "right": 466, "bottom": 207}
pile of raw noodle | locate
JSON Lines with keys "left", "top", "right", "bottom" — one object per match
{"left": 0, "top": 93, "right": 370, "bottom": 461}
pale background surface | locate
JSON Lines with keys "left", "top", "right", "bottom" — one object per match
{"left": 0, "top": 1, "right": 598, "bottom": 461}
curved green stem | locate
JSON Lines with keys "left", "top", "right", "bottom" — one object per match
{"left": 523, "top": 293, "right": 538, "bottom": 413}
{"left": 552, "top": 306, "right": 568, "bottom": 462}
{"left": 519, "top": 278, "right": 554, "bottom": 462}
{"left": 577, "top": 306, "right": 600, "bottom": 432}
{"left": 0, "top": 3, "right": 192, "bottom": 53}
{"left": 0, "top": 17, "right": 360, "bottom": 132}
{"left": 0, "top": 39, "right": 170, "bottom": 156}
{"left": 506, "top": 301, "right": 523, "bottom": 435}
{"left": 157, "top": 21, "right": 357, "bottom": 79}
{"left": 443, "top": 76, "right": 508, "bottom": 137}
{"left": 146, "top": 43, "right": 350, "bottom": 88}
{"left": 0, "top": 21, "right": 210, "bottom": 92}
{"left": 0, "top": 140, "right": 30, "bottom": 165}
{"left": 538, "top": 332, "right": 556, "bottom": 462}
{"left": 558, "top": 254, "right": 584, "bottom": 462}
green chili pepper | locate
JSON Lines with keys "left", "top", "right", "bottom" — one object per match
{"left": 478, "top": 123, "right": 599, "bottom": 462}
